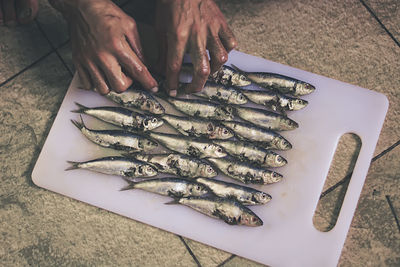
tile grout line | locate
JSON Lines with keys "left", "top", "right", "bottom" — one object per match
{"left": 385, "top": 195, "right": 400, "bottom": 233}
{"left": 0, "top": 39, "right": 70, "bottom": 89}
{"left": 178, "top": 236, "right": 202, "bottom": 267}
{"left": 320, "top": 139, "right": 400, "bottom": 199}
{"left": 34, "top": 19, "right": 73, "bottom": 77}
{"left": 359, "top": 0, "right": 400, "bottom": 48}
{"left": 217, "top": 254, "right": 236, "bottom": 267}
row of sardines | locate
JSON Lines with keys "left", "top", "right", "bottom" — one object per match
{"left": 67, "top": 64, "right": 315, "bottom": 227}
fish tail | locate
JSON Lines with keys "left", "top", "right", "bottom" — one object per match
{"left": 65, "top": 161, "right": 80, "bottom": 171}
{"left": 71, "top": 102, "right": 89, "bottom": 114}
{"left": 231, "top": 64, "right": 247, "bottom": 74}
{"left": 120, "top": 181, "right": 137, "bottom": 191}
{"left": 70, "top": 115, "right": 86, "bottom": 130}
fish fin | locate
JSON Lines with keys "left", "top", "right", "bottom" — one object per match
{"left": 70, "top": 115, "right": 86, "bottom": 130}
{"left": 164, "top": 197, "right": 180, "bottom": 205}
{"left": 71, "top": 102, "right": 89, "bottom": 113}
{"left": 119, "top": 181, "right": 137, "bottom": 191}
{"left": 230, "top": 64, "right": 247, "bottom": 74}
{"left": 65, "top": 161, "right": 80, "bottom": 171}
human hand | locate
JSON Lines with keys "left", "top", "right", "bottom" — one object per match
{"left": 155, "top": 0, "right": 237, "bottom": 96}
{"left": 50, "top": 0, "right": 158, "bottom": 94}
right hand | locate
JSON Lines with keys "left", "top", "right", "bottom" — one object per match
{"left": 50, "top": 0, "right": 158, "bottom": 94}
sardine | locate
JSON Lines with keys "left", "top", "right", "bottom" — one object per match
{"left": 72, "top": 102, "right": 163, "bottom": 131}
{"left": 221, "top": 121, "right": 292, "bottom": 150}
{"left": 232, "top": 64, "right": 315, "bottom": 96}
{"left": 106, "top": 87, "right": 165, "bottom": 114}
{"left": 213, "top": 139, "right": 287, "bottom": 167}
{"left": 240, "top": 89, "right": 308, "bottom": 112}
{"left": 181, "top": 63, "right": 251, "bottom": 87}
{"left": 65, "top": 156, "right": 157, "bottom": 178}
{"left": 130, "top": 153, "right": 218, "bottom": 178}
{"left": 192, "top": 81, "right": 248, "bottom": 105}
{"left": 195, "top": 177, "right": 272, "bottom": 205}
{"left": 234, "top": 106, "right": 298, "bottom": 131}
{"left": 121, "top": 177, "right": 209, "bottom": 198}
{"left": 166, "top": 196, "right": 263, "bottom": 226}
{"left": 162, "top": 114, "right": 233, "bottom": 139}
{"left": 71, "top": 116, "right": 158, "bottom": 152}
{"left": 167, "top": 97, "right": 234, "bottom": 121}
{"left": 147, "top": 132, "right": 226, "bottom": 158}
{"left": 207, "top": 157, "right": 283, "bottom": 185}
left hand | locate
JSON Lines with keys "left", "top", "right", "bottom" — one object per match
{"left": 155, "top": 0, "right": 237, "bottom": 96}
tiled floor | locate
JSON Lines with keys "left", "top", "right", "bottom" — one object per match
{"left": 1, "top": 0, "right": 399, "bottom": 266}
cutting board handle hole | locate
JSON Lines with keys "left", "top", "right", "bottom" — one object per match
{"left": 312, "top": 133, "right": 362, "bottom": 232}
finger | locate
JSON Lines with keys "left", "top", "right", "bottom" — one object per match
{"left": 97, "top": 53, "right": 132, "bottom": 93}
{"left": 85, "top": 60, "right": 110, "bottom": 95}
{"left": 75, "top": 63, "right": 92, "bottom": 90}
{"left": 3, "top": 0, "right": 17, "bottom": 26}
{"left": 219, "top": 25, "right": 237, "bottom": 53}
{"left": 208, "top": 35, "right": 228, "bottom": 74}
{"left": 124, "top": 18, "right": 146, "bottom": 64}
{"left": 165, "top": 31, "right": 189, "bottom": 96}
{"left": 15, "top": 0, "right": 38, "bottom": 24}
{"left": 117, "top": 39, "right": 158, "bottom": 92}
{"left": 186, "top": 37, "right": 210, "bottom": 93}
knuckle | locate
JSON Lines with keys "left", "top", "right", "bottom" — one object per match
{"left": 168, "top": 61, "right": 181, "bottom": 73}
{"left": 126, "top": 18, "right": 137, "bottom": 30}
{"left": 196, "top": 66, "right": 210, "bottom": 78}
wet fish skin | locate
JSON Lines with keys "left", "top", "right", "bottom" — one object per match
{"left": 162, "top": 114, "right": 233, "bottom": 139}
{"left": 207, "top": 157, "right": 283, "bottom": 185}
{"left": 240, "top": 89, "right": 308, "bottom": 112}
{"left": 193, "top": 81, "right": 248, "bottom": 105}
{"left": 166, "top": 97, "right": 234, "bottom": 121}
{"left": 131, "top": 153, "right": 218, "bottom": 178}
{"left": 166, "top": 196, "right": 263, "bottom": 226}
{"left": 71, "top": 117, "right": 158, "bottom": 152}
{"left": 121, "top": 177, "right": 209, "bottom": 198}
{"left": 234, "top": 106, "right": 299, "bottom": 131}
{"left": 147, "top": 132, "right": 227, "bottom": 158}
{"left": 72, "top": 102, "right": 163, "bottom": 131}
{"left": 221, "top": 120, "right": 292, "bottom": 150}
{"left": 65, "top": 156, "right": 157, "bottom": 178}
{"left": 196, "top": 177, "right": 272, "bottom": 205}
{"left": 106, "top": 87, "right": 165, "bottom": 114}
{"left": 213, "top": 139, "right": 287, "bottom": 167}
{"left": 181, "top": 63, "right": 251, "bottom": 87}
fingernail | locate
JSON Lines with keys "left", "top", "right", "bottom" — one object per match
{"left": 169, "top": 90, "right": 177, "bottom": 97}
{"left": 18, "top": 8, "right": 32, "bottom": 20}
{"left": 151, "top": 86, "right": 158, "bottom": 93}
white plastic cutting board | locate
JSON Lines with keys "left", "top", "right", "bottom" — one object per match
{"left": 32, "top": 50, "right": 388, "bottom": 267}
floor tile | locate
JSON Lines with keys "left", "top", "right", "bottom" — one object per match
{"left": 183, "top": 237, "right": 232, "bottom": 267}
{"left": 57, "top": 41, "right": 74, "bottom": 75}
{"left": 0, "top": 54, "right": 196, "bottom": 266}
{"left": 35, "top": 0, "right": 68, "bottom": 48}
{"left": 363, "top": 0, "right": 400, "bottom": 42}
{"left": 216, "top": 0, "right": 400, "bottom": 156}
{"left": 0, "top": 23, "right": 52, "bottom": 84}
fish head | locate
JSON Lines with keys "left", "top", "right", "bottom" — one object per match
{"left": 199, "top": 164, "right": 218, "bottom": 178}
{"left": 213, "top": 126, "right": 234, "bottom": 139}
{"left": 220, "top": 106, "right": 234, "bottom": 120}
{"left": 274, "top": 137, "right": 292, "bottom": 150}
{"left": 281, "top": 117, "right": 299, "bottom": 131}
{"left": 231, "top": 73, "right": 252, "bottom": 87}
{"left": 208, "top": 144, "right": 227, "bottom": 158}
{"left": 143, "top": 117, "right": 164, "bottom": 130}
{"left": 188, "top": 183, "right": 209, "bottom": 196}
{"left": 238, "top": 212, "right": 263, "bottom": 227}
{"left": 263, "top": 171, "right": 283, "bottom": 184}
{"left": 295, "top": 82, "right": 315, "bottom": 96}
{"left": 230, "top": 92, "right": 248, "bottom": 105}
{"left": 254, "top": 192, "right": 272, "bottom": 205}
{"left": 288, "top": 98, "right": 308, "bottom": 111}
{"left": 139, "top": 139, "right": 158, "bottom": 151}
{"left": 146, "top": 99, "right": 165, "bottom": 114}
{"left": 265, "top": 153, "right": 287, "bottom": 167}
{"left": 142, "top": 165, "right": 158, "bottom": 177}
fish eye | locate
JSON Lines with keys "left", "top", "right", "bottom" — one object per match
{"left": 252, "top": 217, "right": 258, "bottom": 222}
{"left": 276, "top": 157, "right": 282, "bottom": 163}
{"left": 223, "top": 129, "right": 228, "bottom": 134}
{"left": 152, "top": 118, "right": 157, "bottom": 123}
{"left": 261, "top": 194, "right": 266, "bottom": 199}
{"left": 147, "top": 141, "right": 152, "bottom": 145}
{"left": 217, "top": 147, "right": 222, "bottom": 153}
{"left": 272, "top": 172, "right": 277, "bottom": 178}
{"left": 207, "top": 167, "right": 213, "bottom": 173}
{"left": 196, "top": 186, "right": 201, "bottom": 190}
